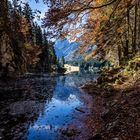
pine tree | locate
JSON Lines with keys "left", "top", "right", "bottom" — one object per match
{"left": 34, "top": 23, "right": 43, "bottom": 47}
{"left": 42, "top": 30, "right": 50, "bottom": 71}
{"left": 48, "top": 41, "right": 57, "bottom": 66}
{"left": 61, "top": 56, "right": 65, "bottom": 67}
{"left": 22, "top": 3, "right": 34, "bottom": 43}
{"left": 22, "top": 3, "right": 33, "bottom": 22}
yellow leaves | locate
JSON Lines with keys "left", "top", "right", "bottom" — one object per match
{"left": 96, "top": 0, "right": 105, "bottom": 5}
{"left": 24, "top": 43, "right": 32, "bottom": 49}
{"left": 117, "top": 26, "right": 124, "bottom": 33}
{"left": 84, "top": 50, "right": 96, "bottom": 60}
{"left": 106, "top": 6, "right": 113, "bottom": 14}
{"left": 101, "top": 15, "right": 109, "bottom": 21}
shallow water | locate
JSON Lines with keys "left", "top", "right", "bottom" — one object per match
{"left": 0, "top": 72, "right": 97, "bottom": 140}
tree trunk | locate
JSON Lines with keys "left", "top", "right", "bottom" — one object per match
{"left": 138, "top": 6, "right": 140, "bottom": 47}
{"left": 118, "top": 45, "right": 122, "bottom": 66}
{"left": 133, "top": 4, "right": 138, "bottom": 53}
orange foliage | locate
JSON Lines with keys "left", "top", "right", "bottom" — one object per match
{"left": 84, "top": 50, "right": 97, "bottom": 60}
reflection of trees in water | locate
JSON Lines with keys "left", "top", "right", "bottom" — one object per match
{"left": 60, "top": 76, "right": 66, "bottom": 87}
{"left": 65, "top": 72, "right": 97, "bottom": 88}
{"left": 0, "top": 76, "right": 57, "bottom": 140}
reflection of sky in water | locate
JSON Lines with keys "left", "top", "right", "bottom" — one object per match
{"left": 27, "top": 75, "right": 82, "bottom": 140}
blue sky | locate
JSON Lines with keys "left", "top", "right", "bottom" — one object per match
{"left": 28, "top": 0, "right": 48, "bottom": 25}
{"left": 9, "top": 0, "right": 47, "bottom": 25}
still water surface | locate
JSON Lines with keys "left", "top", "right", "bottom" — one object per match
{"left": 0, "top": 72, "right": 97, "bottom": 140}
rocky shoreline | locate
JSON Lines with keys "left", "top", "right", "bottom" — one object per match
{"left": 81, "top": 68, "right": 140, "bottom": 140}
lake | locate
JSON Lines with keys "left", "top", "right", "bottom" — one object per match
{"left": 0, "top": 72, "right": 97, "bottom": 140}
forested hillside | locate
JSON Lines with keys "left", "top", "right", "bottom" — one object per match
{"left": 0, "top": 0, "right": 57, "bottom": 77}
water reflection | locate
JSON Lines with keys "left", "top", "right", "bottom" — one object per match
{"left": 0, "top": 72, "right": 97, "bottom": 140}
{"left": 0, "top": 75, "right": 57, "bottom": 140}
{"left": 27, "top": 75, "right": 82, "bottom": 140}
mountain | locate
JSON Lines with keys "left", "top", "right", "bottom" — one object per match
{"left": 65, "top": 44, "right": 97, "bottom": 62}
{"left": 54, "top": 39, "right": 80, "bottom": 61}
{"left": 54, "top": 38, "right": 97, "bottom": 61}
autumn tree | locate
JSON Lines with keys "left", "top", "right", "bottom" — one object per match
{"left": 0, "top": 0, "right": 57, "bottom": 76}
{"left": 44, "top": 0, "right": 140, "bottom": 65}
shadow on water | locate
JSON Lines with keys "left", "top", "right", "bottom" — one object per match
{"left": 0, "top": 75, "right": 57, "bottom": 140}
{"left": 0, "top": 72, "right": 97, "bottom": 140}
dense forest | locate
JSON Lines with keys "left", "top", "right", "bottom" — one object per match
{"left": 0, "top": 0, "right": 57, "bottom": 77}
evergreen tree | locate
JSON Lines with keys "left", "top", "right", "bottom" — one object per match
{"left": 61, "top": 56, "right": 65, "bottom": 67}
{"left": 22, "top": 3, "right": 34, "bottom": 43}
{"left": 7, "top": 1, "right": 13, "bottom": 18}
{"left": 48, "top": 41, "right": 57, "bottom": 65}
{"left": 34, "top": 24, "right": 43, "bottom": 47}
{"left": 42, "top": 30, "right": 50, "bottom": 71}
{"left": 22, "top": 3, "right": 33, "bottom": 22}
